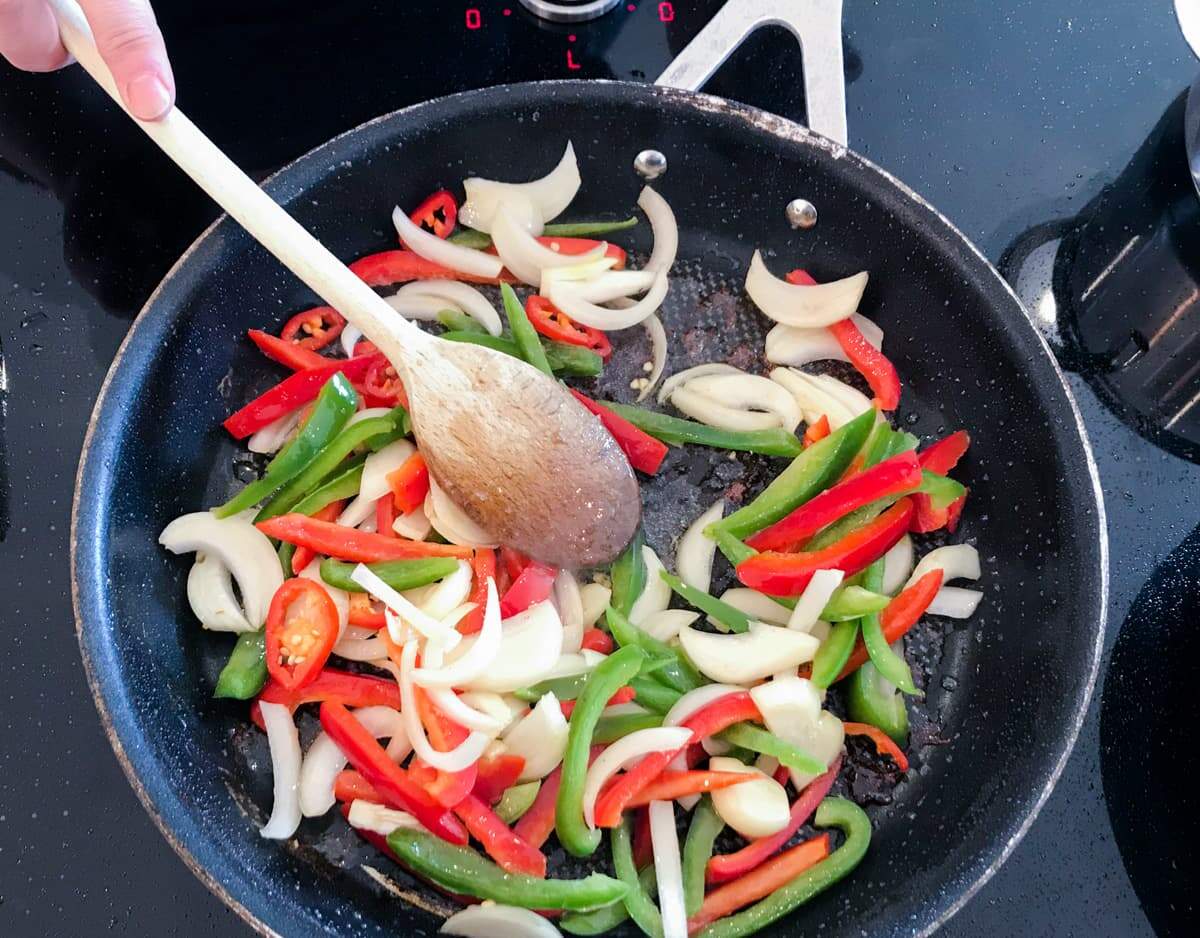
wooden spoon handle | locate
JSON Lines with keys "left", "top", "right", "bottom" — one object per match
{"left": 46, "top": 0, "right": 425, "bottom": 363}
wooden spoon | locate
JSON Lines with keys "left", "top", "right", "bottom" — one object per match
{"left": 49, "top": 0, "right": 640, "bottom": 568}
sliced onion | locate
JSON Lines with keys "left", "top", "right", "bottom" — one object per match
{"left": 413, "top": 579, "right": 501, "bottom": 688}
{"left": 745, "top": 250, "right": 868, "bottom": 327}
{"left": 351, "top": 563, "right": 461, "bottom": 649}
{"left": 713, "top": 588, "right": 791, "bottom": 628}
{"left": 881, "top": 535, "right": 915, "bottom": 595}
{"left": 538, "top": 254, "right": 620, "bottom": 287}
{"left": 602, "top": 702, "right": 650, "bottom": 718}
{"left": 392, "top": 503, "right": 433, "bottom": 541}
{"left": 679, "top": 621, "right": 820, "bottom": 685}
{"left": 663, "top": 684, "right": 746, "bottom": 728}
{"left": 426, "top": 477, "right": 499, "bottom": 548}
{"left": 160, "top": 511, "right": 284, "bottom": 627}
{"left": 579, "top": 582, "right": 612, "bottom": 628}
{"left": 345, "top": 406, "right": 394, "bottom": 427}
{"left": 389, "top": 280, "right": 502, "bottom": 337}
{"left": 907, "top": 544, "right": 981, "bottom": 589}
{"left": 928, "top": 586, "right": 984, "bottom": 619}
{"left": 330, "top": 633, "right": 390, "bottom": 662}
{"left": 384, "top": 292, "right": 447, "bottom": 321}
{"left": 423, "top": 682, "right": 508, "bottom": 735}
{"left": 446, "top": 601, "right": 565, "bottom": 693}
{"left": 629, "top": 545, "right": 671, "bottom": 625}
{"left": 299, "top": 705, "right": 407, "bottom": 817}
{"left": 258, "top": 702, "right": 302, "bottom": 840}
{"left": 460, "top": 692, "right": 529, "bottom": 733}
{"left": 764, "top": 313, "right": 883, "bottom": 367}
{"left": 649, "top": 800, "right": 688, "bottom": 938}
{"left": 542, "top": 649, "right": 607, "bottom": 681}
{"left": 683, "top": 368, "right": 804, "bottom": 430}
{"left": 554, "top": 571, "right": 585, "bottom": 655}
{"left": 493, "top": 204, "right": 608, "bottom": 287}
{"left": 769, "top": 367, "right": 870, "bottom": 429}
{"left": 187, "top": 553, "right": 253, "bottom": 633}
{"left": 459, "top": 141, "right": 580, "bottom": 234}
{"left": 441, "top": 903, "right": 564, "bottom": 938}
{"left": 392, "top": 205, "right": 503, "bottom": 279}
{"left": 812, "top": 373, "right": 874, "bottom": 421}
{"left": 247, "top": 407, "right": 301, "bottom": 455}
{"left": 786, "top": 569, "right": 845, "bottom": 633}
{"left": 544, "top": 268, "right": 654, "bottom": 304}
{"left": 637, "top": 609, "right": 700, "bottom": 642}
{"left": 399, "top": 640, "right": 491, "bottom": 772}
{"left": 337, "top": 439, "right": 415, "bottom": 528}
{"left": 418, "top": 560, "right": 474, "bottom": 620}
{"left": 670, "top": 387, "right": 781, "bottom": 432}
{"left": 547, "top": 269, "right": 669, "bottom": 331}
{"left": 637, "top": 313, "right": 669, "bottom": 402}
{"left": 297, "top": 559, "right": 351, "bottom": 636}
{"left": 639, "top": 186, "right": 678, "bottom": 275}
{"left": 502, "top": 693, "right": 570, "bottom": 781}
{"left": 341, "top": 323, "right": 363, "bottom": 358}
{"left": 347, "top": 800, "right": 423, "bottom": 838}
{"left": 582, "top": 727, "right": 692, "bottom": 827}
{"left": 676, "top": 500, "right": 724, "bottom": 593}
{"left": 707, "top": 756, "right": 790, "bottom": 838}
{"left": 658, "top": 363, "right": 743, "bottom": 405}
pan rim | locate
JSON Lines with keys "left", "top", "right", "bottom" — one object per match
{"left": 71, "top": 78, "right": 1108, "bottom": 937}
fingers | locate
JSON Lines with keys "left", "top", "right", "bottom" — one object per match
{"left": 78, "top": 0, "right": 174, "bottom": 120}
{"left": 0, "top": 0, "right": 72, "bottom": 72}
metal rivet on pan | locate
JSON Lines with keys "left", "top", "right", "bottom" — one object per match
{"left": 786, "top": 198, "right": 818, "bottom": 229}
{"left": 634, "top": 149, "right": 667, "bottom": 180}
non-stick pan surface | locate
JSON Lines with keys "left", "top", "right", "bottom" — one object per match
{"left": 72, "top": 82, "right": 1106, "bottom": 937}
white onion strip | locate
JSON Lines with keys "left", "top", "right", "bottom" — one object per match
{"left": 341, "top": 323, "right": 363, "bottom": 358}
{"left": 392, "top": 205, "right": 503, "bottom": 279}
{"left": 350, "top": 564, "right": 460, "bottom": 649}
{"left": 412, "top": 579, "right": 501, "bottom": 688}
{"left": 637, "top": 608, "right": 700, "bottom": 643}
{"left": 638, "top": 313, "right": 668, "bottom": 402}
{"left": 670, "top": 387, "right": 783, "bottom": 432}
{"left": 639, "top": 185, "right": 679, "bottom": 275}
{"left": 389, "top": 280, "right": 502, "bottom": 336}
{"left": 544, "top": 269, "right": 654, "bottom": 304}
{"left": 459, "top": 141, "right": 581, "bottom": 234}
{"left": 258, "top": 702, "right": 303, "bottom": 840}
{"left": 426, "top": 477, "right": 499, "bottom": 548}
{"left": 493, "top": 205, "right": 608, "bottom": 287}
{"left": 247, "top": 407, "right": 302, "bottom": 455}
{"left": 907, "top": 544, "right": 981, "bottom": 589}
{"left": 582, "top": 727, "right": 692, "bottom": 828}
{"left": 299, "top": 706, "right": 408, "bottom": 817}
{"left": 399, "top": 641, "right": 491, "bottom": 772}
{"left": 187, "top": 553, "right": 253, "bottom": 633}
{"left": 745, "top": 250, "right": 868, "bottom": 327}
{"left": 629, "top": 545, "right": 671, "bottom": 625}
{"left": 441, "top": 902, "right": 565, "bottom": 938}
{"left": 658, "top": 363, "right": 743, "bottom": 404}
{"left": 663, "top": 684, "right": 746, "bottom": 729}
{"left": 676, "top": 500, "right": 724, "bottom": 593}
{"left": 347, "top": 800, "right": 423, "bottom": 838}
{"left": 881, "top": 535, "right": 915, "bottom": 595}
{"left": 649, "top": 800, "right": 688, "bottom": 938}
{"left": 555, "top": 571, "right": 585, "bottom": 655}
{"left": 787, "top": 569, "right": 845, "bottom": 633}
{"left": 764, "top": 314, "right": 883, "bottom": 367}
{"left": 547, "top": 269, "right": 669, "bottom": 331}
{"left": 927, "top": 586, "right": 984, "bottom": 619}
{"left": 384, "top": 292, "right": 448, "bottom": 321}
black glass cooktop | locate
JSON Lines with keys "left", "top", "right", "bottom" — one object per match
{"left": 1, "top": 1, "right": 1196, "bottom": 934}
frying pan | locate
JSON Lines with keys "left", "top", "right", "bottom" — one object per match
{"left": 71, "top": 1, "right": 1106, "bottom": 935}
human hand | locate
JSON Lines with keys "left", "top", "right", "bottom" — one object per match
{"left": 0, "top": 0, "right": 174, "bottom": 119}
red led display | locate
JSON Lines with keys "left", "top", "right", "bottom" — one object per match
{"left": 658, "top": 2, "right": 675, "bottom": 22}
{"left": 465, "top": 8, "right": 482, "bottom": 29}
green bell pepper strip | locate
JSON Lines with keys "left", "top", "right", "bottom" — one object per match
{"left": 450, "top": 216, "right": 640, "bottom": 250}
{"left": 629, "top": 675, "right": 683, "bottom": 714}
{"left": 556, "top": 645, "right": 648, "bottom": 857}
{"left": 710, "top": 408, "right": 876, "bottom": 540}
{"left": 820, "top": 585, "right": 890, "bottom": 622}
{"left": 494, "top": 781, "right": 541, "bottom": 825}
{"left": 610, "top": 530, "right": 646, "bottom": 618}
{"left": 386, "top": 828, "right": 627, "bottom": 911}
{"left": 919, "top": 469, "right": 967, "bottom": 509}
{"left": 592, "top": 708, "right": 665, "bottom": 743}
{"left": 500, "top": 282, "right": 554, "bottom": 376}
{"left": 660, "top": 570, "right": 753, "bottom": 633}
{"left": 611, "top": 818, "right": 664, "bottom": 938}
{"left": 606, "top": 606, "right": 705, "bottom": 694}
{"left": 695, "top": 798, "right": 871, "bottom": 938}
{"left": 682, "top": 797, "right": 725, "bottom": 916}
{"left": 809, "top": 620, "right": 860, "bottom": 689}
{"left": 860, "top": 558, "right": 920, "bottom": 695}
{"left": 440, "top": 330, "right": 603, "bottom": 377}
{"left": 514, "top": 671, "right": 592, "bottom": 703}
{"left": 599, "top": 403, "right": 804, "bottom": 458}
{"left": 718, "top": 722, "right": 826, "bottom": 776}
{"left": 278, "top": 541, "right": 297, "bottom": 577}
{"left": 847, "top": 658, "right": 909, "bottom": 745}
{"left": 436, "top": 308, "right": 487, "bottom": 334}
{"left": 318, "top": 557, "right": 460, "bottom": 593}
{"left": 254, "top": 409, "right": 406, "bottom": 522}
{"left": 562, "top": 864, "right": 657, "bottom": 935}
{"left": 712, "top": 528, "right": 756, "bottom": 568}
{"left": 289, "top": 458, "right": 366, "bottom": 517}
{"left": 862, "top": 422, "right": 918, "bottom": 468}
{"left": 216, "top": 373, "right": 358, "bottom": 517}
{"left": 213, "top": 629, "right": 267, "bottom": 699}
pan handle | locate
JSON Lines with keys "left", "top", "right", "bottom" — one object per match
{"left": 654, "top": 0, "right": 848, "bottom": 147}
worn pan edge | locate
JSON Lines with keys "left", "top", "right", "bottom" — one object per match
{"left": 70, "top": 79, "right": 1108, "bottom": 937}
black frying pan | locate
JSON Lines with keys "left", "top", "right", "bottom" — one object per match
{"left": 71, "top": 4, "right": 1106, "bottom": 936}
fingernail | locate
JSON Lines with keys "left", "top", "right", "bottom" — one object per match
{"left": 125, "top": 73, "right": 173, "bottom": 121}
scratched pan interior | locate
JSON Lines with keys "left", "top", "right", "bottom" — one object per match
{"left": 72, "top": 82, "right": 1105, "bottom": 937}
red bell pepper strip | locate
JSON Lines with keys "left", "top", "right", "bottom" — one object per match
{"left": 592, "top": 692, "right": 763, "bottom": 828}
{"left": 223, "top": 355, "right": 380, "bottom": 439}
{"left": 736, "top": 497, "right": 914, "bottom": 597}
{"left": 559, "top": 685, "right": 635, "bottom": 718}
{"left": 452, "top": 793, "right": 547, "bottom": 877}
{"left": 500, "top": 561, "right": 558, "bottom": 617}
{"left": 513, "top": 746, "right": 604, "bottom": 849}
{"left": 787, "top": 268, "right": 901, "bottom": 411}
{"left": 319, "top": 701, "right": 467, "bottom": 844}
{"left": 257, "top": 514, "right": 473, "bottom": 561}
{"left": 472, "top": 753, "right": 527, "bottom": 804}
{"left": 624, "top": 771, "right": 754, "bottom": 808}
{"left": 802, "top": 414, "right": 830, "bottom": 448}
{"left": 334, "top": 769, "right": 383, "bottom": 805}
{"left": 910, "top": 430, "right": 972, "bottom": 532}
{"left": 409, "top": 189, "right": 458, "bottom": 239}
{"left": 405, "top": 685, "right": 478, "bottom": 808}
{"left": 833, "top": 569, "right": 944, "bottom": 681}
{"left": 632, "top": 807, "right": 654, "bottom": 870}
{"left": 349, "top": 249, "right": 513, "bottom": 287}
{"left": 247, "top": 328, "right": 331, "bottom": 371}
{"left": 706, "top": 755, "right": 842, "bottom": 885}
{"left": 745, "top": 452, "right": 922, "bottom": 552}
{"left": 375, "top": 494, "right": 397, "bottom": 539}
{"left": 945, "top": 492, "right": 967, "bottom": 533}
{"left": 265, "top": 578, "right": 340, "bottom": 691}
{"left": 687, "top": 834, "right": 831, "bottom": 932}
{"left": 290, "top": 499, "right": 345, "bottom": 574}
{"left": 568, "top": 389, "right": 668, "bottom": 475}
{"left": 525, "top": 295, "right": 613, "bottom": 360}
{"left": 251, "top": 668, "right": 399, "bottom": 729}
{"left": 459, "top": 548, "right": 496, "bottom": 635}
{"left": 580, "top": 628, "right": 614, "bottom": 654}
{"left": 348, "top": 593, "right": 387, "bottom": 629}
{"left": 843, "top": 722, "right": 910, "bottom": 772}
{"left": 918, "top": 430, "right": 971, "bottom": 474}
{"left": 387, "top": 452, "right": 430, "bottom": 515}
{"left": 280, "top": 306, "right": 346, "bottom": 351}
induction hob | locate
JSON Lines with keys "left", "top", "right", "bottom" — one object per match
{"left": 0, "top": 2, "right": 1195, "bottom": 935}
